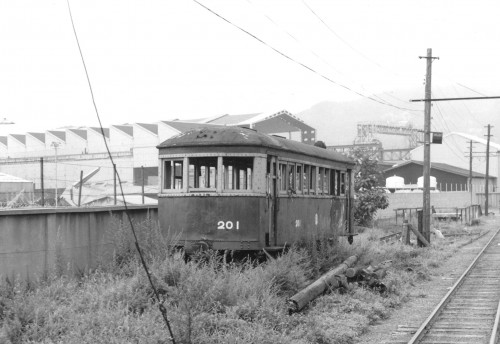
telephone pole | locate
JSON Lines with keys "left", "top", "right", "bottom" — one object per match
{"left": 419, "top": 48, "right": 439, "bottom": 245}
{"left": 485, "top": 124, "right": 492, "bottom": 215}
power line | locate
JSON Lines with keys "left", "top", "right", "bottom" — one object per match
{"left": 301, "top": 0, "right": 385, "bottom": 71}
{"left": 65, "top": 1, "right": 176, "bottom": 342}
{"left": 244, "top": 0, "right": 417, "bottom": 110}
{"left": 192, "top": 0, "right": 421, "bottom": 113}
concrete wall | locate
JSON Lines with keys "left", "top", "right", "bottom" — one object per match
{"left": 0, "top": 205, "right": 158, "bottom": 283}
{"left": 376, "top": 191, "right": 473, "bottom": 219}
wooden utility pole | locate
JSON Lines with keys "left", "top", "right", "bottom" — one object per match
{"left": 485, "top": 124, "right": 492, "bottom": 215}
{"left": 40, "top": 157, "right": 44, "bottom": 207}
{"left": 419, "top": 48, "right": 439, "bottom": 245}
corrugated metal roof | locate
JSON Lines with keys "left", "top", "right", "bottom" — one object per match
{"left": 27, "top": 132, "right": 45, "bottom": 143}
{"left": 162, "top": 121, "right": 219, "bottom": 133}
{"left": 207, "top": 113, "right": 261, "bottom": 125}
{"left": 448, "top": 132, "right": 500, "bottom": 150}
{"left": 136, "top": 123, "right": 158, "bottom": 135}
{"left": 89, "top": 127, "right": 110, "bottom": 138}
{"left": 112, "top": 125, "right": 134, "bottom": 137}
{"left": 69, "top": 129, "right": 87, "bottom": 140}
{"left": 204, "top": 110, "right": 315, "bottom": 133}
{"left": 48, "top": 130, "right": 66, "bottom": 142}
{"left": 158, "top": 126, "right": 354, "bottom": 164}
{"left": 384, "top": 160, "right": 493, "bottom": 178}
{"left": 10, "top": 134, "right": 26, "bottom": 145}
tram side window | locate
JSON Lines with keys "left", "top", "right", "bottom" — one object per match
{"left": 164, "top": 160, "right": 183, "bottom": 190}
{"left": 324, "top": 169, "right": 331, "bottom": 195}
{"left": 340, "top": 171, "right": 346, "bottom": 195}
{"left": 287, "top": 163, "right": 295, "bottom": 192}
{"left": 223, "top": 157, "right": 253, "bottom": 190}
{"left": 309, "top": 166, "right": 316, "bottom": 194}
{"left": 330, "top": 169, "right": 337, "bottom": 195}
{"left": 303, "top": 165, "right": 310, "bottom": 195}
{"left": 335, "top": 170, "right": 341, "bottom": 195}
{"left": 296, "top": 164, "right": 303, "bottom": 193}
{"left": 188, "top": 157, "right": 217, "bottom": 189}
{"left": 317, "top": 167, "right": 324, "bottom": 195}
{"left": 279, "top": 163, "right": 287, "bottom": 191}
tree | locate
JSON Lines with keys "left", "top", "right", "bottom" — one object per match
{"left": 314, "top": 141, "right": 327, "bottom": 149}
{"left": 349, "top": 147, "right": 388, "bottom": 226}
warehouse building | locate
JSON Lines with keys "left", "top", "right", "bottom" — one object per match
{"left": 0, "top": 110, "right": 316, "bottom": 202}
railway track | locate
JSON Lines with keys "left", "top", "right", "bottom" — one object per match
{"left": 404, "top": 227, "right": 500, "bottom": 344}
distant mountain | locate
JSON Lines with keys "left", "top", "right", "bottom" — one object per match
{"left": 298, "top": 87, "right": 500, "bottom": 147}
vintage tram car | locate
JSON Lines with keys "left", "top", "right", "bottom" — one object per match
{"left": 157, "top": 126, "right": 355, "bottom": 252}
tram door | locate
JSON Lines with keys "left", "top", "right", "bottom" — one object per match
{"left": 267, "top": 156, "right": 278, "bottom": 246}
{"left": 345, "top": 169, "right": 353, "bottom": 234}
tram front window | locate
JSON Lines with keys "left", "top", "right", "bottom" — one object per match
{"left": 163, "top": 160, "right": 183, "bottom": 190}
{"left": 188, "top": 157, "right": 217, "bottom": 190}
{"left": 223, "top": 157, "right": 253, "bottom": 190}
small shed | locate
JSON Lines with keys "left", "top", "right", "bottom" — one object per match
{"left": 0, "top": 172, "right": 35, "bottom": 204}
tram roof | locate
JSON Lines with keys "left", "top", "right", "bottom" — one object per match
{"left": 158, "top": 126, "right": 354, "bottom": 164}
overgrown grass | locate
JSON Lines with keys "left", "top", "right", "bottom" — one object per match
{"left": 0, "top": 217, "right": 489, "bottom": 344}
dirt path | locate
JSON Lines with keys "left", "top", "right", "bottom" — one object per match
{"left": 357, "top": 216, "right": 500, "bottom": 344}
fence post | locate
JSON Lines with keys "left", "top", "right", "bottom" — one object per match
{"left": 417, "top": 210, "right": 427, "bottom": 247}
{"left": 40, "top": 157, "right": 44, "bottom": 207}
{"left": 403, "top": 219, "right": 410, "bottom": 245}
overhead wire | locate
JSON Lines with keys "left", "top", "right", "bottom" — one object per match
{"left": 65, "top": 1, "right": 176, "bottom": 342}
{"left": 192, "top": 0, "right": 421, "bottom": 113}
{"left": 301, "top": 0, "right": 418, "bottom": 108}
{"left": 244, "top": 0, "right": 411, "bottom": 111}
{"left": 301, "top": 0, "right": 385, "bottom": 71}
{"left": 450, "top": 84, "right": 484, "bottom": 127}
{"left": 432, "top": 101, "right": 469, "bottom": 162}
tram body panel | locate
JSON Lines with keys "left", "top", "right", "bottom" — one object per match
{"left": 159, "top": 195, "right": 267, "bottom": 251}
{"left": 274, "top": 196, "right": 348, "bottom": 245}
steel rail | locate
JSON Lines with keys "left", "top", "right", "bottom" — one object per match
{"left": 491, "top": 299, "right": 500, "bottom": 344}
{"left": 407, "top": 227, "right": 500, "bottom": 344}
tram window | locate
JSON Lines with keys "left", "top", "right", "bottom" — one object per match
{"left": 309, "top": 166, "right": 316, "bottom": 194}
{"left": 335, "top": 170, "right": 341, "bottom": 196}
{"left": 188, "top": 157, "right": 217, "bottom": 189}
{"left": 303, "top": 165, "right": 310, "bottom": 195}
{"left": 330, "top": 169, "right": 337, "bottom": 195}
{"left": 163, "top": 160, "right": 183, "bottom": 190}
{"left": 340, "top": 172, "right": 346, "bottom": 195}
{"left": 324, "top": 169, "right": 331, "bottom": 195}
{"left": 223, "top": 157, "right": 253, "bottom": 190}
{"left": 279, "top": 163, "right": 287, "bottom": 191}
{"left": 316, "top": 167, "right": 322, "bottom": 194}
{"left": 287, "top": 164, "right": 295, "bottom": 192}
{"left": 296, "top": 164, "right": 303, "bottom": 193}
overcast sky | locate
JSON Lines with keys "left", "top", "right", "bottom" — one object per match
{"left": 1, "top": 0, "right": 500, "bottom": 136}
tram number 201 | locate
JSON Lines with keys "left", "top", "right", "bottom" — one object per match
{"left": 217, "top": 221, "right": 240, "bottom": 230}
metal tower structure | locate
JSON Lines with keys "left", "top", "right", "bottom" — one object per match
{"left": 354, "top": 122, "right": 424, "bottom": 148}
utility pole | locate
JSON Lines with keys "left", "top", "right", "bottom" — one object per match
{"left": 419, "top": 48, "right": 439, "bottom": 245}
{"left": 40, "top": 158, "right": 45, "bottom": 207}
{"left": 51, "top": 142, "right": 60, "bottom": 208}
{"left": 485, "top": 124, "right": 492, "bottom": 215}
